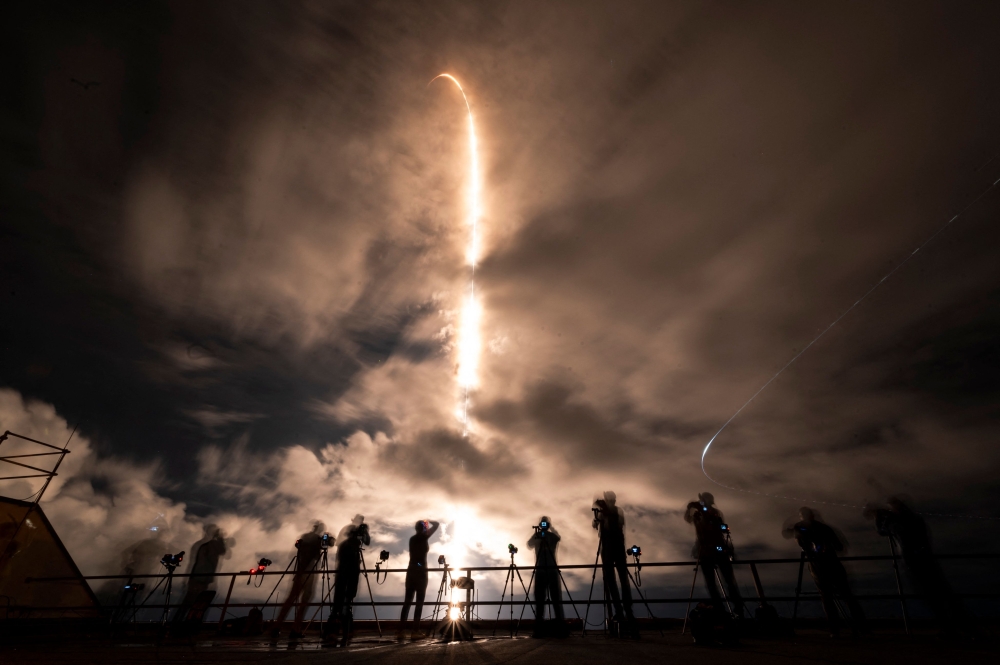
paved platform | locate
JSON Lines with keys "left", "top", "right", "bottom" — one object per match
{"left": 1, "top": 629, "right": 995, "bottom": 665}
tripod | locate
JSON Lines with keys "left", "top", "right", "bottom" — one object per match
{"left": 303, "top": 547, "right": 332, "bottom": 631}
{"left": 582, "top": 529, "right": 604, "bottom": 636}
{"left": 262, "top": 555, "right": 297, "bottom": 621}
{"left": 515, "top": 535, "right": 583, "bottom": 637}
{"left": 494, "top": 550, "right": 531, "bottom": 637}
{"left": 621, "top": 565, "right": 662, "bottom": 636}
{"left": 359, "top": 548, "right": 383, "bottom": 638}
{"left": 430, "top": 561, "right": 453, "bottom": 622}
{"left": 108, "top": 578, "right": 144, "bottom": 637}
{"left": 114, "top": 560, "right": 178, "bottom": 635}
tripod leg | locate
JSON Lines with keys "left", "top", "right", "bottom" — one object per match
{"left": 715, "top": 568, "right": 733, "bottom": 615}
{"left": 626, "top": 568, "right": 662, "bottom": 636}
{"left": 681, "top": 559, "right": 699, "bottom": 635}
{"left": 493, "top": 566, "right": 512, "bottom": 637}
{"left": 360, "top": 553, "right": 382, "bottom": 638}
{"left": 513, "top": 566, "right": 534, "bottom": 637}
{"left": 792, "top": 552, "right": 805, "bottom": 630}
{"left": 888, "top": 536, "right": 910, "bottom": 636}
{"left": 557, "top": 569, "right": 582, "bottom": 622}
{"left": 582, "top": 534, "right": 602, "bottom": 636}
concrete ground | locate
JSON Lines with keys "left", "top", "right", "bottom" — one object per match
{"left": 1, "top": 628, "right": 995, "bottom": 665}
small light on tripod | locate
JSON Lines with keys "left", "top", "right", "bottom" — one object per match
{"left": 448, "top": 606, "right": 461, "bottom": 621}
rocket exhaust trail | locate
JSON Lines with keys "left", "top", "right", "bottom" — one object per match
{"left": 430, "top": 74, "right": 481, "bottom": 435}
{"left": 701, "top": 176, "right": 1000, "bottom": 518}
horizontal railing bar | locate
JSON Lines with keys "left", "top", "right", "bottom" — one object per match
{"left": 26, "top": 551, "right": 1000, "bottom": 583}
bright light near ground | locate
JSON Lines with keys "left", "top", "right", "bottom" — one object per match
{"left": 448, "top": 605, "right": 462, "bottom": 621}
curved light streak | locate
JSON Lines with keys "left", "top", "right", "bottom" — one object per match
{"left": 430, "top": 74, "right": 482, "bottom": 435}
{"left": 701, "top": 176, "right": 1000, "bottom": 513}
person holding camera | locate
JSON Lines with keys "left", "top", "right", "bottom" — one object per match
{"left": 272, "top": 521, "right": 324, "bottom": 640}
{"left": 325, "top": 515, "right": 371, "bottom": 646}
{"left": 398, "top": 519, "right": 440, "bottom": 640}
{"left": 592, "top": 491, "right": 636, "bottom": 628}
{"left": 783, "top": 507, "right": 866, "bottom": 637}
{"left": 528, "top": 516, "right": 567, "bottom": 637}
{"left": 685, "top": 492, "right": 744, "bottom": 618}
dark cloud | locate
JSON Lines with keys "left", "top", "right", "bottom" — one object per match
{"left": 3, "top": 0, "right": 1000, "bottom": 580}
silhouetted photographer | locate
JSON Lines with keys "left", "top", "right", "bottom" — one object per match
{"left": 592, "top": 491, "right": 636, "bottom": 629}
{"left": 398, "top": 519, "right": 439, "bottom": 640}
{"left": 783, "top": 507, "right": 866, "bottom": 637}
{"left": 864, "top": 496, "right": 975, "bottom": 637}
{"left": 325, "top": 515, "right": 371, "bottom": 646}
{"left": 528, "top": 516, "right": 568, "bottom": 637}
{"left": 271, "top": 521, "right": 324, "bottom": 640}
{"left": 684, "top": 492, "right": 744, "bottom": 618}
{"left": 172, "top": 525, "right": 231, "bottom": 628}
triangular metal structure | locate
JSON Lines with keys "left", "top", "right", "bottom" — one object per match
{"left": 0, "top": 497, "right": 101, "bottom": 618}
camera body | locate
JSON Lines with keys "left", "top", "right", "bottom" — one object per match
{"left": 628, "top": 545, "right": 641, "bottom": 557}
{"left": 532, "top": 520, "right": 550, "bottom": 533}
{"left": 508, "top": 543, "right": 518, "bottom": 555}
{"left": 438, "top": 554, "right": 447, "bottom": 566}
{"left": 378, "top": 549, "right": 390, "bottom": 563}
{"left": 249, "top": 557, "right": 272, "bottom": 577}
{"left": 720, "top": 523, "right": 729, "bottom": 532}
{"left": 320, "top": 533, "right": 334, "bottom": 549}
{"left": 160, "top": 551, "right": 184, "bottom": 571}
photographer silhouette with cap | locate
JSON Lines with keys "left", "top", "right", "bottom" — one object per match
{"left": 398, "top": 519, "right": 439, "bottom": 640}
{"left": 271, "top": 521, "right": 324, "bottom": 640}
{"left": 325, "top": 515, "right": 371, "bottom": 646}
{"left": 592, "top": 491, "right": 636, "bottom": 631}
{"left": 528, "top": 516, "right": 567, "bottom": 637}
{"left": 783, "top": 507, "right": 866, "bottom": 637}
{"left": 864, "top": 496, "right": 975, "bottom": 637}
{"left": 685, "top": 492, "right": 745, "bottom": 618}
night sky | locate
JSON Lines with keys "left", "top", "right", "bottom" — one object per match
{"left": 3, "top": 1, "right": 1000, "bottom": 583}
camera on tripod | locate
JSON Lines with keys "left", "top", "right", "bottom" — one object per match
{"left": 438, "top": 554, "right": 447, "bottom": 566}
{"left": 320, "top": 533, "right": 334, "bottom": 549}
{"left": 628, "top": 545, "right": 641, "bottom": 557}
{"left": 720, "top": 523, "right": 730, "bottom": 533}
{"left": 378, "top": 549, "right": 390, "bottom": 563}
{"left": 532, "top": 520, "right": 550, "bottom": 532}
{"left": 508, "top": 543, "right": 518, "bottom": 555}
{"left": 249, "top": 557, "right": 272, "bottom": 575}
{"left": 160, "top": 551, "right": 184, "bottom": 572}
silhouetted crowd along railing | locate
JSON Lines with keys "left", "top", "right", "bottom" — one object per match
{"left": 23, "top": 552, "right": 1000, "bottom": 614}
{"left": 13, "top": 494, "right": 996, "bottom": 643}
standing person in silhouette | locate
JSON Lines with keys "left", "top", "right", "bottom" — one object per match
{"left": 592, "top": 491, "right": 636, "bottom": 630}
{"left": 864, "top": 496, "right": 974, "bottom": 637}
{"left": 398, "top": 519, "right": 439, "bottom": 640}
{"left": 528, "top": 516, "right": 567, "bottom": 637}
{"left": 271, "top": 521, "right": 324, "bottom": 640}
{"left": 325, "top": 515, "right": 371, "bottom": 646}
{"left": 685, "top": 492, "right": 745, "bottom": 618}
{"left": 783, "top": 507, "right": 866, "bottom": 637}
{"left": 173, "top": 525, "right": 231, "bottom": 624}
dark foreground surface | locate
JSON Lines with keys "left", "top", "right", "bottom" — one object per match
{"left": 1, "top": 627, "right": 996, "bottom": 665}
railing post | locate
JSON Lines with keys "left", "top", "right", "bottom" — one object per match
{"left": 887, "top": 537, "right": 910, "bottom": 635}
{"left": 216, "top": 574, "right": 237, "bottom": 633}
{"left": 791, "top": 552, "right": 805, "bottom": 630}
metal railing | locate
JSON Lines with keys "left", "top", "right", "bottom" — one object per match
{"left": 18, "top": 551, "right": 998, "bottom": 632}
